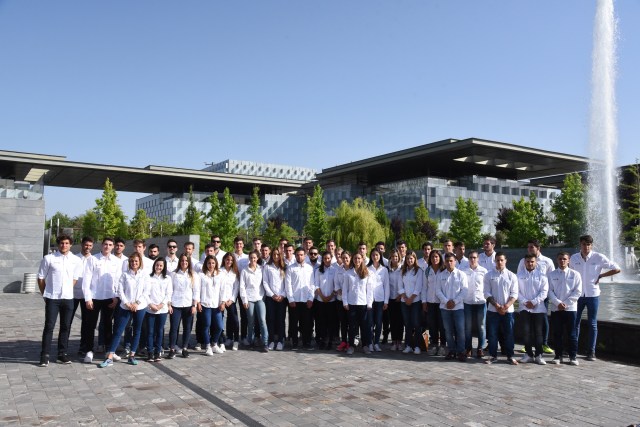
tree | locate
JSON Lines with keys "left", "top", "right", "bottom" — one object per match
{"left": 495, "top": 206, "right": 513, "bottom": 232}
{"left": 506, "top": 196, "right": 547, "bottom": 247}
{"left": 45, "top": 211, "right": 75, "bottom": 244}
{"left": 178, "top": 187, "right": 206, "bottom": 243}
{"left": 94, "top": 178, "right": 128, "bottom": 239}
{"left": 206, "top": 187, "right": 239, "bottom": 251}
{"left": 449, "top": 197, "right": 483, "bottom": 248}
{"left": 328, "top": 198, "right": 386, "bottom": 252}
{"left": 262, "top": 217, "right": 299, "bottom": 248}
{"left": 151, "top": 218, "right": 178, "bottom": 237}
{"left": 550, "top": 173, "right": 587, "bottom": 247}
{"left": 80, "top": 210, "right": 101, "bottom": 241}
{"left": 303, "top": 184, "right": 330, "bottom": 247}
{"left": 247, "top": 186, "right": 265, "bottom": 239}
{"left": 620, "top": 164, "right": 640, "bottom": 247}
{"left": 205, "top": 190, "right": 222, "bottom": 236}
{"left": 129, "top": 209, "right": 152, "bottom": 239}
{"left": 413, "top": 200, "right": 439, "bottom": 242}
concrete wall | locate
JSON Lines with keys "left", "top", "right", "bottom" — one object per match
{"left": 0, "top": 198, "right": 45, "bottom": 293}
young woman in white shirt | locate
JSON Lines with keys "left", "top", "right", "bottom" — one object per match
{"left": 367, "top": 249, "right": 389, "bottom": 352}
{"left": 100, "top": 253, "right": 148, "bottom": 368}
{"left": 145, "top": 258, "right": 171, "bottom": 362}
{"left": 423, "top": 250, "right": 447, "bottom": 356}
{"left": 263, "top": 248, "right": 287, "bottom": 351}
{"left": 219, "top": 253, "right": 240, "bottom": 350}
{"left": 314, "top": 251, "right": 337, "bottom": 350}
{"left": 335, "top": 250, "right": 351, "bottom": 352}
{"left": 400, "top": 251, "right": 424, "bottom": 355}
{"left": 342, "top": 252, "right": 373, "bottom": 355}
{"left": 240, "top": 251, "right": 268, "bottom": 352}
{"left": 167, "top": 254, "right": 198, "bottom": 359}
{"left": 387, "top": 250, "right": 404, "bottom": 351}
{"left": 196, "top": 255, "right": 226, "bottom": 356}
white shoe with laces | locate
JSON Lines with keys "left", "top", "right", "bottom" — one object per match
{"left": 534, "top": 355, "right": 546, "bottom": 365}
{"left": 276, "top": 342, "right": 284, "bottom": 351}
{"left": 83, "top": 351, "right": 94, "bottom": 363}
{"left": 373, "top": 344, "right": 382, "bottom": 352}
{"left": 403, "top": 345, "right": 412, "bottom": 354}
{"left": 520, "top": 354, "right": 533, "bottom": 364}
{"left": 414, "top": 347, "right": 421, "bottom": 355}
{"left": 268, "top": 342, "right": 275, "bottom": 351}
{"left": 205, "top": 346, "right": 213, "bottom": 356}
{"left": 212, "top": 344, "right": 224, "bottom": 354}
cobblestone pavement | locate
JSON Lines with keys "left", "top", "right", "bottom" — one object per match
{"left": 1, "top": 293, "right": 640, "bottom": 426}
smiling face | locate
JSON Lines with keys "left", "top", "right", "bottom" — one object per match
{"left": 154, "top": 259, "right": 165, "bottom": 275}
{"left": 179, "top": 256, "right": 189, "bottom": 271}
{"left": 58, "top": 238, "right": 72, "bottom": 255}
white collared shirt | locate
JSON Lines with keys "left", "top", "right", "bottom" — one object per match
{"left": 483, "top": 268, "right": 518, "bottom": 313}
{"left": 517, "top": 268, "right": 549, "bottom": 313}
{"left": 74, "top": 253, "right": 92, "bottom": 299}
{"left": 517, "top": 253, "right": 556, "bottom": 275}
{"left": 399, "top": 267, "right": 424, "bottom": 303}
{"left": 117, "top": 269, "right": 149, "bottom": 311}
{"left": 218, "top": 268, "right": 240, "bottom": 302}
{"left": 342, "top": 269, "right": 373, "bottom": 308}
{"left": 285, "top": 262, "right": 315, "bottom": 303}
{"left": 478, "top": 251, "right": 496, "bottom": 271}
{"left": 367, "top": 264, "right": 389, "bottom": 303}
{"left": 388, "top": 266, "right": 402, "bottom": 300}
{"left": 83, "top": 252, "right": 121, "bottom": 301}
{"left": 569, "top": 251, "right": 620, "bottom": 297}
{"left": 435, "top": 268, "right": 468, "bottom": 310}
{"left": 421, "top": 266, "right": 440, "bottom": 304}
{"left": 169, "top": 269, "right": 197, "bottom": 308}
{"left": 195, "top": 272, "right": 224, "bottom": 308}
{"left": 165, "top": 256, "right": 179, "bottom": 274}
{"left": 37, "top": 251, "right": 83, "bottom": 300}
{"left": 239, "top": 265, "right": 264, "bottom": 302}
{"left": 314, "top": 264, "right": 337, "bottom": 302}
{"left": 547, "top": 267, "right": 582, "bottom": 311}
{"left": 462, "top": 265, "right": 488, "bottom": 305}
{"left": 147, "top": 273, "right": 171, "bottom": 314}
{"left": 263, "top": 264, "right": 286, "bottom": 298}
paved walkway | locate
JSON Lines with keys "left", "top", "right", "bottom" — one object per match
{"left": 1, "top": 293, "right": 639, "bottom": 426}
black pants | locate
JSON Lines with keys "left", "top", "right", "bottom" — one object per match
{"left": 426, "top": 302, "right": 446, "bottom": 347}
{"left": 314, "top": 300, "right": 338, "bottom": 346}
{"left": 388, "top": 299, "right": 404, "bottom": 342}
{"left": 80, "top": 299, "right": 115, "bottom": 353}
{"left": 337, "top": 300, "right": 349, "bottom": 343}
{"left": 348, "top": 305, "right": 370, "bottom": 347}
{"left": 520, "top": 311, "right": 544, "bottom": 357}
{"left": 266, "top": 297, "right": 287, "bottom": 344}
{"left": 289, "top": 302, "right": 312, "bottom": 347}
{"left": 41, "top": 298, "right": 74, "bottom": 357}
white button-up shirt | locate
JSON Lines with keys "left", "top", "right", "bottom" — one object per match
{"left": 367, "top": 264, "right": 389, "bottom": 303}
{"left": 462, "top": 265, "right": 488, "bottom": 305}
{"left": 218, "top": 268, "right": 239, "bottom": 302}
{"left": 74, "top": 253, "right": 92, "bottom": 299}
{"left": 569, "top": 251, "right": 620, "bottom": 297}
{"left": 195, "top": 272, "right": 224, "bottom": 308}
{"left": 263, "top": 264, "right": 286, "bottom": 298}
{"left": 169, "top": 270, "right": 197, "bottom": 308}
{"left": 388, "top": 266, "right": 402, "bottom": 300}
{"left": 517, "top": 254, "right": 556, "bottom": 275}
{"left": 285, "top": 262, "right": 315, "bottom": 303}
{"left": 83, "top": 252, "right": 121, "bottom": 301}
{"left": 517, "top": 268, "right": 549, "bottom": 313}
{"left": 435, "top": 268, "right": 468, "bottom": 310}
{"left": 342, "top": 269, "right": 373, "bottom": 308}
{"left": 37, "top": 251, "right": 83, "bottom": 300}
{"left": 239, "top": 265, "right": 264, "bottom": 302}
{"left": 421, "top": 266, "right": 440, "bottom": 304}
{"left": 314, "top": 265, "right": 337, "bottom": 302}
{"left": 483, "top": 268, "right": 518, "bottom": 313}
{"left": 165, "top": 256, "right": 179, "bottom": 274}
{"left": 478, "top": 251, "right": 496, "bottom": 271}
{"left": 399, "top": 267, "right": 424, "bottom": 303}
{"left": 147, "top": 273, "right": 171, "bottom": 314}
{"left": 116, "top": 269, "right": 149, "bottom": 311}
{"left": 547, "top": 267, "right": 582, "bottom": 312}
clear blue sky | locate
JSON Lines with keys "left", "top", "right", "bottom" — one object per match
{"left": 1, "top": 1, "right": 638, "bottom": 219}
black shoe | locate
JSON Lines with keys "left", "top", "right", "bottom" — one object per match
{"left": 147, "top": 353, "right": 155, "bottom": 362}
{"left": 167, "top": 350, "right": 176, "bottom": 359}
{"left": 260, "top": 346, "right": 269, "bottom": 353}
{"left": 39, "top": 354, "right": 49, "bottom": 367}
{"left": 57, "top": 354, "right": 72, "bottom": 364}
{"left": 181, "top": 349, "right": 189, "bottom": 358}
{"left": 291, "top": 343, "right": 299, "bottom": 351}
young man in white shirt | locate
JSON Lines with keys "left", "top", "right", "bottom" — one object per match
{"left": 165, "top": 239, "right": 179, "bottom": 272}
{"left": 37, "top": 234, "right": 83, "bottom": 367}
{"left": 285, "top": 247, "right": 315, "bottom": 350}
{"left": 74, "top": 236, "right": 94, "bottom": 358}
{"left": 569, "top": 234, "right": 620, "bottom": 361}
{"left": 483, "top": 252, "right": 518, "bottom": 365}
{"left": 283, "top": 244, "right": 296, "bottom": 266}
{"left": 454, "top": 241, "right": 469, "bottom": 270}
{"left": 463, "top": 250, "right": 488, "bottom": 359}
{"left": 548, "top": 251, "right": 582, "bottom": 365}
{"left": 436, "top": 253, "right": 468, "bottom": 361}
{"left": 417, "top": 242, "right": 432, "bottom": 271}
{"left": 232, "top": 237, "right": 250, "bottom": 345}
{"left": 517, "top": 255, "right": 549, "bottom": 365}
{"left": 478, "top": 236, "right": 496, "bottom": 271}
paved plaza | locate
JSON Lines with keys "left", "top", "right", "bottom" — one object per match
{"left": 1, "top": 293, "right": 639, "bottom": 426}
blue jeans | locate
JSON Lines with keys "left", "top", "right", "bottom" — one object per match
{"left": 441, "top": 309, "right": 465, "bottom": 354}
{"left": 110, "top": 306, "right": 147, "bottom": 355}
{"left": 146, "top": 312, "right": 168, "bottom": 355}
{"left": 201, "top": 307, "right": 224, "bottom": 346}
{"left": 247, "top": 299, "right": 268, "bottom": 346}
{"left": 486, "top": 311, "right": 514, "bottom": 358}
{"left": 576, "top": 296, "right": 599, "bottom": 354}
{"left": 400, "top": 302, "right": 422, "bottom": 348}
{"left": 464, "top": 303, "right": 486, "bottom": 351}
{"left": 371, "top": 301, "right": 385, "bottom": 345}
{"left": 169, "top": 306, "right": 194, "bottom": 349}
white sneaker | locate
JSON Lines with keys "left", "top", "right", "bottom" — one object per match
{"left": 373, "top": 344, "right": 382, "bottom": 352}
{"left": 205, "top": 346, "right": 213, "bottom": 356}
{"left": 368, "top": 344, "right": 374, "bottom": 352}
{"left": 276, "top": 342, "right": 284, "bottom": 351}
{"left": 111, "top": 353, "right": 121, "bottom": 361}
{"left": 389, "top": 343, "right": 397, "bottom": 351}
{"left": 569, "top": 358, "right": 579, "bottom": 366}
{"left": 403, "top": 345, "right": 412, "bottom": 354}
{"left": 520, "top": 354, "right": 533, "bottom": 363}
{"left": 268, "top": 342, "right": 275, "bottom": 351}
{"left": 212, "top": 344, "right": 224, "bottom": 354}
{"left": 427, "top": 346, "right": 437, "bottom": 356}
{"left": 83, "top": 351, "right": 94, "bottom": 363}
{"left": 232, "top": 341, "right": 239, "bottom": 351}
{"left": 195, "top": 343, "right": 202, "bottom": 351}
{"left": 414, "top": 347, "right": 421, "bottom": 355}
{"left": 535, "top": 355, "right": 546, "bottom": 365}
{"left": 241, "top": 338, "right": 250, "bottom": 346}
{"left": 218, "top": 344, "right": 226, "bottom": 352}
{"left": 437, "top": 346, "right": 448, "bottom": 356}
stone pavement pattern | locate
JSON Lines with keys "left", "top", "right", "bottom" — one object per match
{"left": 1, "top": 293, "right": 640, "bottom": 426}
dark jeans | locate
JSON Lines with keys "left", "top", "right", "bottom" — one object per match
{"left": 487, "top": 311, "right": 514, "bottom": 358}
{"left": 576, "top": 296, "right": 599, "bottom": 354}
{"left": 387, "top": 299, "right": 404, "bottom": 342}
{"left": 266, "top": 297, "right": 287, "bottom": 344}
{"left": 337, "top": 300, "right": 349, "bottom": 343}
{"left": 146, "top": 312, "right": 168, "bottom": 354}
{"left": 289, "top": 302, "right": 312, "bottom": 347}
{"left": 552, "top": 310, "right": 578, "bottom": 359}
{"left": 426, "top": 302, "right": 446, "bottom": 347}
{"left": 80, "top": 299, "right": 115, "bottom": 353}
{"left": 348, "top": 305, "right": 371, "bottom": 347}
{"left": 110, "top": 306, "right": 146, "bottom": 355}
{"left": 201, "top": 307, "right": 224, "bottom": 346}
{"left": 441, "top": 308, "right": 465, "bottom": 354}
{"left": 169, "top": 306, "right": 194, "bottom": 349}
{"left": 41, "top": 298, "right": 74, "bottom": 357}
{"left": 381, "top": 306, "right": 390, "bottom": 343}
{"left": 371, "top": 301, "right": 385, "bottom": 345}
{"left": 519, "top": 311, "right": 544, "bottom": 357}
{"left": 225, "top": 302, "right": 240, "bottom": 341}
{"left": 238, "top": 296, "right": 248, "bottom": 339}
{"left": 464, "top": 303, "right": 486, "bottom": 351}
{"left": 401, "top": 302, "right": 421, "bottom": 348}
{"left": 314, "top": 300, "right": 338, "bottom": 346}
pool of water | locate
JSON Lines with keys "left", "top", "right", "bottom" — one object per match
{"left": 596, "top": 277, "right": 640, "bottom": 325}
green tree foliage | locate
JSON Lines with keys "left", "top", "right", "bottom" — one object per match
{"left": 151, "top": 218, "right": 178, "bottom": 237}
{"left": 80, "top": 210, "right": 101, "bottom": 241}
{"left": 303, "top": 184, "right": 330, "bottom": 247}
{"left": 262, "top": 217, "right": 299, "bottom": 248}
{"left": 94, "top": 178, "right": 128, "bottom": 239}
{"left": 328, "top": 198, "right": 386, "bottom": 252}
{"left": 206, "top": 187, "right": 239, "bottom": 251}
{"left": 247, "top": 186, "right": 265, "bottom": 239}
{"left": 550, "top": 173, "right": 587, "bottom": 247}
{"left": 449, "top": 197, "right": 483, "bottom": 248}
{"left": 45, "top": 211, "right": 75, "bottom": 244}
{"left": 178, "top": 187, "right": 207, "bottom": 243}
{"left": 619, "top": 164, "right": 640, "bottom": 246}
{"left": 400, "top": 200, "right": 439, "bottom": 251}
{"left": 129, "top": 209, "right": 152, "bottom": 239}
{"left": 506, "top": 196, "right": 547, "bottom": 247}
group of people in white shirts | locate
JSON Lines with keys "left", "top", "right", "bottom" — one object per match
{"left": 36, "top": 232, "right": 619, "bottom": 369}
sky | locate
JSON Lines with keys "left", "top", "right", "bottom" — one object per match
{"left": 1, "top": 0, "right": 639, "bottom": 219}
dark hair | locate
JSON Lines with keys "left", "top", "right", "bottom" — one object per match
{"left": 495, "top": 251, "right": 507, "bottom": 259}
{"left": 221, "top": 252, "right": 239, "bottom": 278}
{"left": 303, "top": 236, "right": 313, "bottom": 243}
{"left": 133, "top": 239, "right": 145, "bottom": 246}
{"left": 401, "top": 251, "right": 420, "bottom": 276}
{"left": 557, "top": 251, "right": 571, "bottom": 258}
{"left": 318, "top": 251, "right": 333, "bottom": 274}
{"left": 483, "top": 236, "right": 497, "bottom": 245}
{"left": 444, "top": 252, "right": 456, "bottom": 261}
{"left": 114, "top": 237, "right": 126, "bottom": 246}
{"left": 524, "top": 253, "right": 537, "bottom": 260}
{"left": 202, "top": 255, "right": 219, "bottom": 275}
{"left": 82, "top": 236, "right": 94, "bottom": 244}
{"left": 367, "top": 248, "right": 385, "bottom": 267}
{"left": 295, "top": 246, "right": 305, "bottom": 254}
{"left": 527, "top": 239, "right": 541, "bottom": 248}
{"left": 253, "top": 237, "right": 262, "bottom": 243}
{"left": 184, "top": 241, "right": 195, "bottom": 248}
{"left": 454, "top": 241, "right": 465, "bottom": 248}
{"left": 210, "top": 234, "right": 221, "bottom": 242}
{"left": 579, "top": 235, "right": 594, "bottom": 244}
{"left": 357, "top": 241, "right": 367, "bottom": 248}
{"left": 56, "top": 234, "right": 73, "bottom": 245}
{"left": 422, "top": 241, "right": 433, "bottom": 250}
{"left": 166, "top": 239, "right": 177, "bottom": 247}
{"left": 233, "top": 236, "right": 244, "bottom": 244}
{"left": 204, "top": 243, "right": 215, "bottom": 251}
{"left": 150, "top": 258, "right": 167, "bottom": 278}
{"left": 176, "top": 253, "right": 193, "bottom": 278}
{"left": 268, "top": 248, "right": 286, "bottom": 272}
{"left": 102, "top": 236, "right": 114, "bottom": 244}
{"left": 148, "top": 243, "right": 159, "bottom": 251}
{"left": 429, "top": 250, "right": 444, "bottom": 272}
{"left": 396, "top": 240, "right": 407, "bottom": 247}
